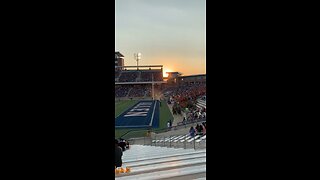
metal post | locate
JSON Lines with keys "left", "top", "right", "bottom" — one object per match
{"left": 169, "top": 135, "right": 172, "bottom": 148}
{"left": 163, "top": 136, "right": 165, "bottom": 147}
{"left": 184, "top": 135, "right": 186, "bottom": 149}
{"left": 193, "top": 137, "right": 196, "bottom": 150}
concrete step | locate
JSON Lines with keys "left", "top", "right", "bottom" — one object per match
{"left": 125, "top": 152, "right": 206, "bottom": 167}
{"left": 124, "top": 150, "right": 206, "bottom": 163}
{"left": 115, "top": 164, "right": 206, "bottom": 180}
{"left": 119, "top": 158, "right": 206, "bottom": 177}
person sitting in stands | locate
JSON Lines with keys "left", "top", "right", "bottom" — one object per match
{"left": 115, "top": 139, "right": 123, "bottom": 168}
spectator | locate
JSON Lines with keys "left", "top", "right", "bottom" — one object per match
{"left": 182, "top": 117, "right": 187, "bottom": 126}
{"left": 202, "top": 122, "right": 206, "bottom": 129}
{"left": 189, "top": 126, "right": 196, "bottom": 137}
{"left": 119, "top": 138, "right": 126, "bottom": 151}
{"left": 195, "top": 124, "right": 200, "bottom": 132}
{"left": 202, "top": 111, "right": 206, "bottom": 119}
{"left": 201, "top": 123, "right": 206, "bottom": 135}
{"left": 115, "top": 139, "right": 123, "bottom": 168}
{"left": 196, "top": 124, "right": 203, "bottom": 135}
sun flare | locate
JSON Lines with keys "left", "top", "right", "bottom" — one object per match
{"left": 163, "top": 69, "right": 172, "bottom": 78}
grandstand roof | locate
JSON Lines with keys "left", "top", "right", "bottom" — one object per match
{"left": 179, "top": 74, "right": 206, "bottom": 78}
{"left": 115, "top": 52, "right": 124, "bottom": 58}
{"left": 116, "top": 65, "right": 163, "bottom": 68}
{"left": 167, "top": 72, "right": 181, "bottom": 75}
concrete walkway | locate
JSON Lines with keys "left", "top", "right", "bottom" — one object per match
{"left": 167, "top": 103, "right": 184, "bottom": 126}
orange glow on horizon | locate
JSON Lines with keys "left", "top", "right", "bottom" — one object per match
{"left": 163, "top": 69, "right": 172, "bottom": 78}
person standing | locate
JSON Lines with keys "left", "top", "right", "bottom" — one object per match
{"left": 115, "top": 139, "right": 123, "bottom": 168}
{"left": 119, "top": 138, "right": 126, "bottom": 151}
{"left": 189, "top": 126, "right": 196, "bottom": 137}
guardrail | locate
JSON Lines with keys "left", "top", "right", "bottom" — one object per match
{"left": 151, "top": 133, "right": 206, "bottom": 150}
{"left": 119, "top": 118, "right": 206, "bottom": 140}
{"left": 126, "top": 132, "right": 206, "bottom": 150}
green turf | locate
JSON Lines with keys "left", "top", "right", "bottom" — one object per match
{"left": 115, "top": 100, "right": 138, "bottom": 118}
{"left": 115, "top": 100, "right": 173, "bottom": 139}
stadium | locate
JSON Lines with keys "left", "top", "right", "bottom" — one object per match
{"left": 115, "top": 51, "right": 207, "bottom": 179}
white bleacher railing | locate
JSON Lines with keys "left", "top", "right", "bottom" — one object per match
{"left": 151, "top": 133, "right": 206, "bottom": 150}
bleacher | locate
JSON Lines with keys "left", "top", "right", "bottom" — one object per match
{"left": 116, "top": 70, "right": 163, "bottom": 83}
{"left": 140, "top": 71, "right": 163, "bottom": 82}
{"left": 116, "top": 145, "right": 206, "bottom": 179}
{"left": 115, "top": 86, "right": 131, "bottom": 97}
{"left": 196, "top": 98, "right": 206, "bottom": 110}
{"left": 127, "top": 85, "right": 149, "bottom": 97}
{"left": 118, "top": 71, "right": 139, "bottom": 82}
{"left": 152, "top": 133, "right": 206, "bottom": 149}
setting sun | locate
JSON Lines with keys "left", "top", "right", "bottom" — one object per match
{"left": 163, "top": 69, "right": 172, "bottom": 78}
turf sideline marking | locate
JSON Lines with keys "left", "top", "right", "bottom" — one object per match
{"left": 149, "top": 101, "right": 157, "bottom": 126}
{"left": 115, "top": 101, "right": 139, "bottom": 118}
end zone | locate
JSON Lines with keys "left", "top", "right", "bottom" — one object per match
{"left": 115, "top": 100, "right": 159, "bottom": 128}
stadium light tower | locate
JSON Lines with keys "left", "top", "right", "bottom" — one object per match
{"left": 134, "top": 53, "right": 141, "bottom": 70}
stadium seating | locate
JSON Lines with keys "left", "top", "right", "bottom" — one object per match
{"left": 115, "top": 86, "right": 131, "bottom": 97}
{"left": 128, "top": 85, "right": 150, "bottom": 97}
{"left": 196, "top": 98, "right": 206, "bottom": 109}
{"left": 118, "top": 71, "right": 139, "bottom": 82}
{"left": 140, "top": 71, "right": 163, "bottom": 82}
{"left": 152, "top": 134, "right": 206, "bottom": 149}
{"left": 116, "top": 70, "right": 163, "bottom": 83}
{"left": 116, "top": 145, "right": 206, "bottom": 179}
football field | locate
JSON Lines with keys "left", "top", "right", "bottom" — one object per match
{"left": 115, "top": 100, "right": 173, "bottom": 138}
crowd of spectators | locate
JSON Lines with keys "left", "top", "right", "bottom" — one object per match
{"left": 140, "top": 71, "right": 163, "bottom": 81}
{"left": 168, "top": 82, "right": 206, "bottom": 108}
{"left": 128, "top": 85, "right": 151, "bottom": 97}
{"left": 189, "top": 122, "right": 206, "bottom": 137}
{"left": 115, "top": 86, "right": 131, "bottom": 97}
{"left": 164, "top": 82, "right": 206, "bottom": 125}
{"left": 116, "top": 70, "right": 163, "bottom": 82}
{"left": 166, "top": 82, "right": 206, "bottom": 115}
{"left": 118, "top": 72, "right": 138, "bottom": 82}
{"left": 183, "top": 106, "right": 206, "bottom": 123}
{"left": 115, "top": 85, "right": 155, "bottom": 98}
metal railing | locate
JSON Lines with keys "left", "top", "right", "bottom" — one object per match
{"left": 118, "top": 118, "right": 206, "bottom": 140}
{"left": 150, "top": 133, "right": 206, "bottom": 150}
{"left": 125, "top": 132, "right": 206, "bottom": 150}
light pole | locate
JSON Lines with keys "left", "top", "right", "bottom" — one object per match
{"left": 134, "top": 53, "right": 141, "bottom": 70}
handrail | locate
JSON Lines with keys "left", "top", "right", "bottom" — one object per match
{"left": 119, "top": 118, "right": 206, "bottom": 139}
{"left": 151, "top": 132, "right": 206, "bottom": 150}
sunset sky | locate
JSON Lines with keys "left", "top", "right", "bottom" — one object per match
{"left": 115, "top": 0, "right": 205, "bottom": 76}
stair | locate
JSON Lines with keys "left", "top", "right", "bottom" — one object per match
{"left": 116, "top": 145, "right": 206, "bottom": 180}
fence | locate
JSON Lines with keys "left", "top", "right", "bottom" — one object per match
{"left": 126, "top": 132, "right": 206, "bottom": 150}
{"left": 119, "top": 118, "right": 206, "bottom": 140}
